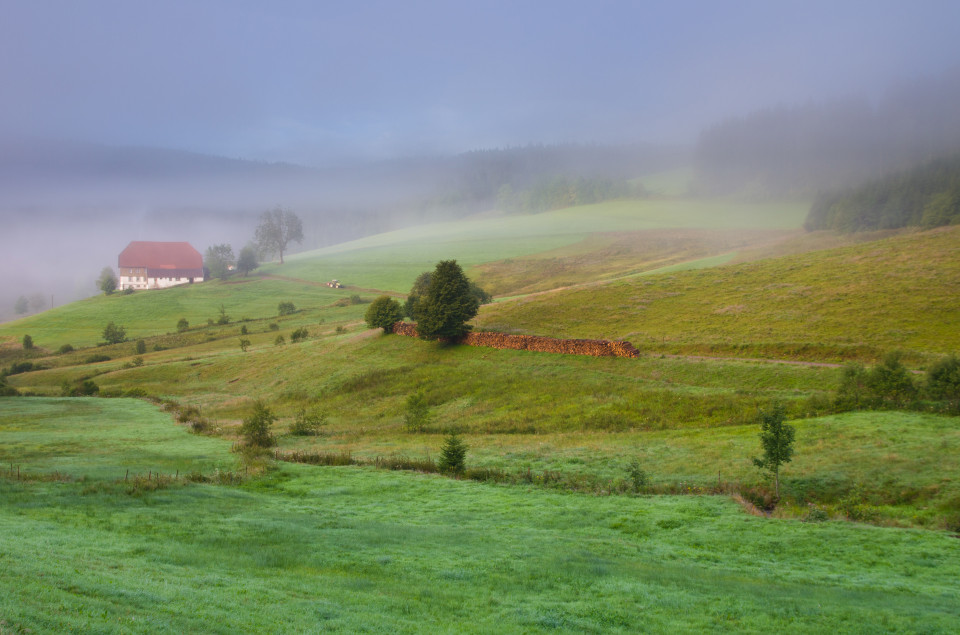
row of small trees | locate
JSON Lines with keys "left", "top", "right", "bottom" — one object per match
{"left": 204, "top": 207, "right": 304, "bottom": 280}
{"left": 836, "top": 352, "right": 960, "bottom": 414}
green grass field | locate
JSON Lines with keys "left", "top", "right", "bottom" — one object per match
{"left": 1, "top": 399, "right": 958, "bottom": 633}
{"left": 0, "top": 277, "right": 368, "bottom": 349}
{"left": 477, "top": 226, "right": 960, "bottom": 360}
{"left": 2, "top": 195, "right": 959, "bottom": 630}
{"left": 265, "top": 198, "right": 808, "bottom": 292}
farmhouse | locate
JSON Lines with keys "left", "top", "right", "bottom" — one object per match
{"left": 118, "top": 241, "right": 205, "bottom": 290}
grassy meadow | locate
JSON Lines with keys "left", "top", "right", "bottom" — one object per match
{"left": 2, "top": 399, "right": 959, "bottom": 633}
{"left": 2, "top": 194, "right": 960, "bottom": 631}
{"left": 264, "top": 197, "right": 808, "bottom": 292}
{"left": 477, "top": 226, "right": 960, "bottom": 360}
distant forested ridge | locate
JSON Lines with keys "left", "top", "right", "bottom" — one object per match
{"left": 695, "top": 69, "right": 960, "bottom": 197}
{"left": 804, "top": 153, "right": 960, "bottom": 232}
{"left": 422, "top": 143, "right": 685, "bottom": 213}
{"left": 495, "top": 176, "right": 646, "bottom": 214}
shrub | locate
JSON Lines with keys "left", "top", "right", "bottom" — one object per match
{"left": 349, "top": 295, "right": 364, "bottom": 305}
{"left": 290, "top": 409, "right": 326, "bottom": 436}
{"left": 437, "top": 433, "right": 467, "bottom": 474}
{"left": 239, "top": 338, "right": 251, "bottom": 352}
{"left": 404, "top": 391, "right": 430, "bottom": 432}
{"left": 177, "top": 318, "right": 190, "bottom": 332}
{"left": 278, "top": 301, "right": 296, "bottom": 315}
{"left": 135, "top": 339, "right": 146, "bottom": 355}
{"left": 290, "top": 327, "right": 309, "bottom": 343}
{"left": 66, "top": 380, "right": 100, "bottom": 397}
{"left": 274, "top": 334, "right": 286, "bottom": 346}
{"left": 240, "top": 324, "right": 249, "bottom": 335}
{"left": 22, "top": 334, "right": 34, "bottom": 350}
{"left": 241, "top": 400, "right": 277, "bottom": 448}
{"left": 269, "top": 323, "right": 280, "bottom": 331}
{"left": 625, "top": 458, "right": 649, "bottom": 491}
{"left": 926, "top": 354, "right": 960, "bottom": 414}
{"left": 57, "top": 344, "right": 74, "bottom": 354}
{"left": 839, "top": 485, "right": 879, "bottom": 522}
{"left": 866, "top": 351, "right": 917, "bottom": 406}
{"left": 4, "top": 361, "right": 36, "bottom": 376}
{"left": 365, "top": 296, "right": 403, "bottom": 332}
{"left": 131, "top": 356, "right": 144, "bottom": 367}
{"left": 216, "top": 304, "right": 231, "bottom": 325}
{"left": 84, "top": 354, "right": 111, "bottom": 364}
{"left": 102, "top": 321, "right": 127, "bottom": 344}
{"left": 335, "top": 325, "right": 346, "bottom": 335}
{"left": 834, "top": 363, "right": 874, "bottom": 410}
{"left": 122, "top": 287, "right": 134, "bottom": 295}
{"left": 0, "top": 378, "right": 19, "bottom": 397}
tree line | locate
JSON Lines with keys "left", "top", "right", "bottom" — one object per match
{"left": 495, "top": 176, "right": 646, "bottom": 214}
{"left": 804, "top": 153, "right": 960, "bottom": 232}
{"left": 204, "top": 206, "right": 304, "bottom": 280}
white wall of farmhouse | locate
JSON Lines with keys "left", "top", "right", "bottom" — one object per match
{"left": 120, "top": 269, "right": 203, "bottom": 290}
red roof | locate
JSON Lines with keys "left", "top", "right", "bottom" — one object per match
{"left": 118, "top": 241, "right": 203, "bottom": 270}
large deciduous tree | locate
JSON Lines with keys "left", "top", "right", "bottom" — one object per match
{"left": 255, "top": 206, "right": 303, "bottom": 265}
{"left": 415, "top": 260, "right": 480, "bottom": 340}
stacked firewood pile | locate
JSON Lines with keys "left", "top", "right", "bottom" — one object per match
{"left": 390, "top": 322, "right": 639, "bottom": 358}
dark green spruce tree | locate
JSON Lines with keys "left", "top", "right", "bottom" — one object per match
{"left": 415, "top": 260, "right": 480, "bottom": 340}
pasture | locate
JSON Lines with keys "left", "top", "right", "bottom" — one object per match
{"left": 1, "top": 399, "right": 958, "bottom": 633}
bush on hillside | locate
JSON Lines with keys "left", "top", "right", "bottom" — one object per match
{"left": 177, "top": 318, "right": 190, "bottom": 332}
{"left": 290, "top": 409, "right": 326, "bottom": 436}
{"left": 926, "top": 354, "right": 960, "bottom": 414}
{"left": 437, "top": 433, "right": 467, "bottom": 474}
{"left": 365, "top": 296, "right": 403, "bottom": 332}
{"left": 57, "top": 344, "right": 74, "bottom": 354}
{"left": 241, "top": 400, "right": 277, "bottom": 448}
{"left": 62, "top": 379, "right": 99, "bottom": 397}
{"left": 4, "top": 361, "right": 38, "bottom": 376}
{"left": 290, "top": 327, "right": 309, "bottom": 342}
{"left": 835, "top": 352, "right": 922, "bottom": 411}
{"left": 404, "top": 391, "right": 431, "bottom": 432}
{"left": 278, "top": 301, "right": 296, "bottom": 316}
{"left": 866, "top": 351, "right": 918, "bottom": 406}
{"left": 102, "top": 322, "right": 127, "bottom": 345}
{"left": 0, "top": 377, "right": 19, "bottom": 397}
{"left": 22, "top": 334, "right": 34, "bottom": 350}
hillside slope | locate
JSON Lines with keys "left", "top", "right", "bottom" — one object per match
{"left": 475, "top": 226, "right": 960, "bottom": 360}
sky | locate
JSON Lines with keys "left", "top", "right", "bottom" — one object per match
{"left": 2, "top": 0, "right": 959, "bottom": 165}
